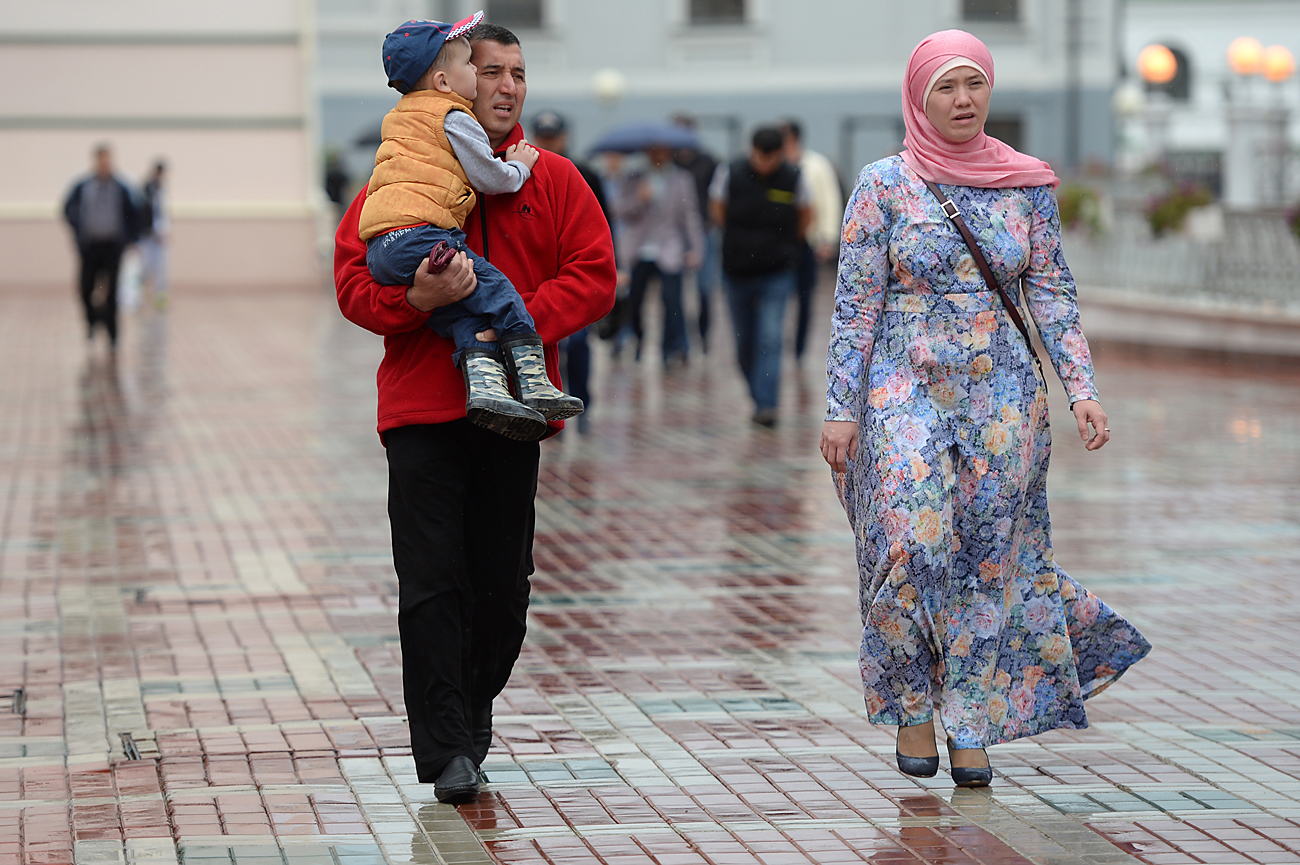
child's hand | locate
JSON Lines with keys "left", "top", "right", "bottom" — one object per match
{"left": 505, "top": 141, "right": 540, "bottom": 171}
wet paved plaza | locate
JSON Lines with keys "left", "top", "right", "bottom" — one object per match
{"left": 1, "top": 282, "right": 1299, "bottom": 865}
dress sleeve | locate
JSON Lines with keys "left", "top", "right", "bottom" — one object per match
{"left": 1023, "top": 185, "right": 1099, "bottom": 405}
{"left": 825, "top": 164, "right": 892, "bottom": 422}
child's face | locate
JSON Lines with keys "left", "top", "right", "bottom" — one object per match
{"left": 441, "top": 37, "right": 478, "bottom": 101}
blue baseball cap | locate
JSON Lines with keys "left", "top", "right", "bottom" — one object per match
{"left": 382, "top": 10, "right": 483, "bottom": 94}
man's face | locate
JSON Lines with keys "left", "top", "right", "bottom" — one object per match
{"left": 94, "top": 150, "right": 112, "bottom": 179}
{"left": 470, "top": 39, "right": 527, "bottom": 148}
{"left": 748, "top": 148, "right": 783, "bottom": 177}
{"left": 783, "top": 134, "right": 802, "bottom": 163}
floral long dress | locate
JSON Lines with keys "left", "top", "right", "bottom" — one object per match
{"left": 827, "top": 155, "right": 1150, "bottom": 749}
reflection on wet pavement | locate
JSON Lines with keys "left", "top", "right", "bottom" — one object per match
{"left": 0, "top": 285, "right": 1298, "bottom": 864}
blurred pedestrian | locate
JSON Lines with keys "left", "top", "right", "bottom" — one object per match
{"left": 672, "top": 114, "right": 720, "bottom": 352}
{"left": 533, "top": 110, "right": 613, "bottom": 433}
{"left": 819, "top": 30, "right": 1149, "bottom": 788}
{"left": 711, "top": 126, "right": 810, "bottom": 427}
{"left": 139, "top": 160, "right": 171, "bottom": 311}
{"left": 335, "top": 22, "right": 615, "bottom": 803}
{"left": 781, "top": 121, "right": 843, "bottom": 362}
{"left": 63, "top": 144, "right": 142, "bottom": 348}
{"left": 324, "top": 150, "right": 351, "bottom": 224}
{"left": 614, "top": 144, "right": 705, "bottom": 366}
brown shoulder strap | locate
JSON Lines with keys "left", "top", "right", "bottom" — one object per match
{"left": 919, "top": 178, "right": 1041, "bottom": 364}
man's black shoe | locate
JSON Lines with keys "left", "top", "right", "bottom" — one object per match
{"left": 472, "top": 704, "right": 493, "bottom": 765}
{"left": 434, "top": 756, "right": 480, "bottom": 804}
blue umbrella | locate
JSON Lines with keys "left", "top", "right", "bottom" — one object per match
{"left": 589, "top": 121, "right": 701, "bottom": 154}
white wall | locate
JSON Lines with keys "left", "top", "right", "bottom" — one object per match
{"left": 0, "top": 0, "right": 326, "bottom": 288}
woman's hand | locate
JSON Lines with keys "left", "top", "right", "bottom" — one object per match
{"left": 820, "top": 421, "right": 859, "bottom": 473}
{"left": 1072, "top": 399, "right": 1110, "bottom": 451}
{"left": 406, "top": 251, "right": 476, "bottom": 312}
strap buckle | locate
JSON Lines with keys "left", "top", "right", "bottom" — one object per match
{"left": 940, "top": 198, "right": 961, "bottom": 220}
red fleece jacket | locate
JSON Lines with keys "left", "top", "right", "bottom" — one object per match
{"left": 335, "top": 123, "right": 617, "bottom": 440}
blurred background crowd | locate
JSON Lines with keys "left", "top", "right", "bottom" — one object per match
{"left": 2, "top": 0, "right": 1299, "bottom": 355}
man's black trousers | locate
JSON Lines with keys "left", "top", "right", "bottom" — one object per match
{"left": 385, "top": 421, "right": 539, "bottom": 782}
{"left": 79, "top": 241, "right": 124, "bottom": 343}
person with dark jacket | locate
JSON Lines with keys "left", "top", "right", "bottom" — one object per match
{"left": 672, "top": 116, "right": 720, "bottom": 350}
{"left": 709, "top": 126, "right": 811, "bottom": 427}
{"left": 63, "top": 144, "right": 141, "bottom": 347}
{"left": 335, "top": 24, "right": 615, "bottom": 804}
{"left": 532, "top": 110, "right": 613, "bottom": 433}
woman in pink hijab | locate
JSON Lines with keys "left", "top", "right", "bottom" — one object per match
{"left": 819, "top": 30, "right": 1149, "bottom": 787}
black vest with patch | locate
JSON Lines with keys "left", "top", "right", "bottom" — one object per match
{"left": 721, "top": 158, "right": 800, "bottom": 278}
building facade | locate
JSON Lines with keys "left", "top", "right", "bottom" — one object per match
{"left": 319, "top": 0, "right": 1120, "bottom": 195}
{"left": 1120, "top": 0, "right": 1300, "bottom": 199}
{"left": 0, "top": 0, "right": 324, "bottom": 289}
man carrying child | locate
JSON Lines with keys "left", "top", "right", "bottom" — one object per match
{"left": 335, "top": 20, "right": 615, "bottom": 803}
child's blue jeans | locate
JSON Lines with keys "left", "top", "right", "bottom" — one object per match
{"left": 367, "top": 224, "right": 536, "bottom": 366}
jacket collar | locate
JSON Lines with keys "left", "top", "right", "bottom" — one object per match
{"left": 489, "top": 122, "right": 525, "bottom": 156}
{"left": 397, "top": 90, "right": 476, "bottom": 113}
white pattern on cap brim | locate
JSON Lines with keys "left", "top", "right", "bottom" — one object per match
{"left": 448, "top": 10, "right": 484, "bottom": 39}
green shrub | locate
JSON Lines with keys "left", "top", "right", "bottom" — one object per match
{"left": 1056, "top": 183, "right": 1103, "bottom": 236}
{"left": 1146, "top": 184, "right": 1212, "bottom": 237}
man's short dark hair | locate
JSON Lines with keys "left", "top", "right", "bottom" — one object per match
{"left": 93, "top": 143, "right": 111, "bottom": 157}
{"left": 469, "top": 22, "right": 520, "bottom": 46}
{"left": 752, "top": 126, "right": 784, "bottom": 155}
{"left": 780, "top": 120, "right": 802, "bottom": 142}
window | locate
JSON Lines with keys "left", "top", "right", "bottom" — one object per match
{"left": 690, "top": 0, "right": 745, "bottom": 25}
{"left": 486, "top": 0, "right": 542, "bottom": 30}
{"left": 962, "top": 0, "right": 1019, "bottom": 22}
{"left": 1146, "top": 46, "right": 1193, "bottom": 101}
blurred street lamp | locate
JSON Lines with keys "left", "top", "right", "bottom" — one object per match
{"left": 592, "top": 68, "right": 627, "bottom": 107}
{"left": 1224, "top": 37, "right": 1290, "bottom": 207}
{"left": 1137, "top": 44, "right": 1178, "bottom": 85}
{"left": 1262, "top": 45, "right": 1296, "bottom": 84}
{"left": 1137, "top": 44, "right": 1176, "bottom": 167}
{"left": 1227, "top": 37, "right": 1265, "bottom": 76}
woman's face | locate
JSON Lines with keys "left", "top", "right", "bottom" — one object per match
{"left": 924, "top": 66, "right": 990, "bottom": 143}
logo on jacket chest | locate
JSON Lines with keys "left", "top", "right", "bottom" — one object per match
{"left": 511, "top": 202, "right": 536, "bottom": 220}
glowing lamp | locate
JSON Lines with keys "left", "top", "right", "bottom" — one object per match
{"left": 1262, "top": 45, "right": 1296, "bottom": 82}
{"left": 592, "top": 68, "right": 627, "bottom": 105}
{"left": 1227, "top": 36, "right": 1265, "bottom": 75}
{"left": 1137, "top": 44, "right": 1178, "bottom": 84}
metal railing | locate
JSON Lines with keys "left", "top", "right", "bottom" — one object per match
{"left": 1064, "top": 204, "right": 1300, "bottom": 311}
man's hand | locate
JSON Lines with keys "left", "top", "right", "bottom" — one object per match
{"left": 1072, "top": 399, "right": 1110, "bottom": 452}
{"left": 504, "top": 141, "right": 539, "bottom": 171}
{"left": 685, "top": 252, "right": 703, "bottom": 271}
{"left": 405, "top": 251, "right": 476, "bottom": 312}
{"left": 820, "top": 421, "right": 859, "bottom": 473}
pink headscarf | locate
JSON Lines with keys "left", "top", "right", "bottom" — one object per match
{"left": 900, "top": 30, "right": 1059, "bottom": 189}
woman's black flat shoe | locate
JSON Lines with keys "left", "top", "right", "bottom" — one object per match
{"left": 951, "top": 765, "right": 993, "bottom": 787}
{"left": 895, "top": 751, "right": 940, "bottom": 778}
{"left": 947, "top": 740, "right": 992, "bottom": 788}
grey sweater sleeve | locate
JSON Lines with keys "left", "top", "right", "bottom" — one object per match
{"left": 443, "top": 110, "right": 530, "bottom": 193}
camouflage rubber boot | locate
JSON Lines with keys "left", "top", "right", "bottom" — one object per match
{"left": 500, "top": 335, "right": 585, "bottom": 421}
{"left": 460, "top": 349, "right": 548, "bottom": 441}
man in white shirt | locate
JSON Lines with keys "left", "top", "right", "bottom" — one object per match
{"left": 781, "top": 121, "right": 843, "bottom": 363}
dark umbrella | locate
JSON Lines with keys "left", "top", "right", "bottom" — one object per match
{"left": 589, "top": 121, "right": 700, "bottom": 154}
